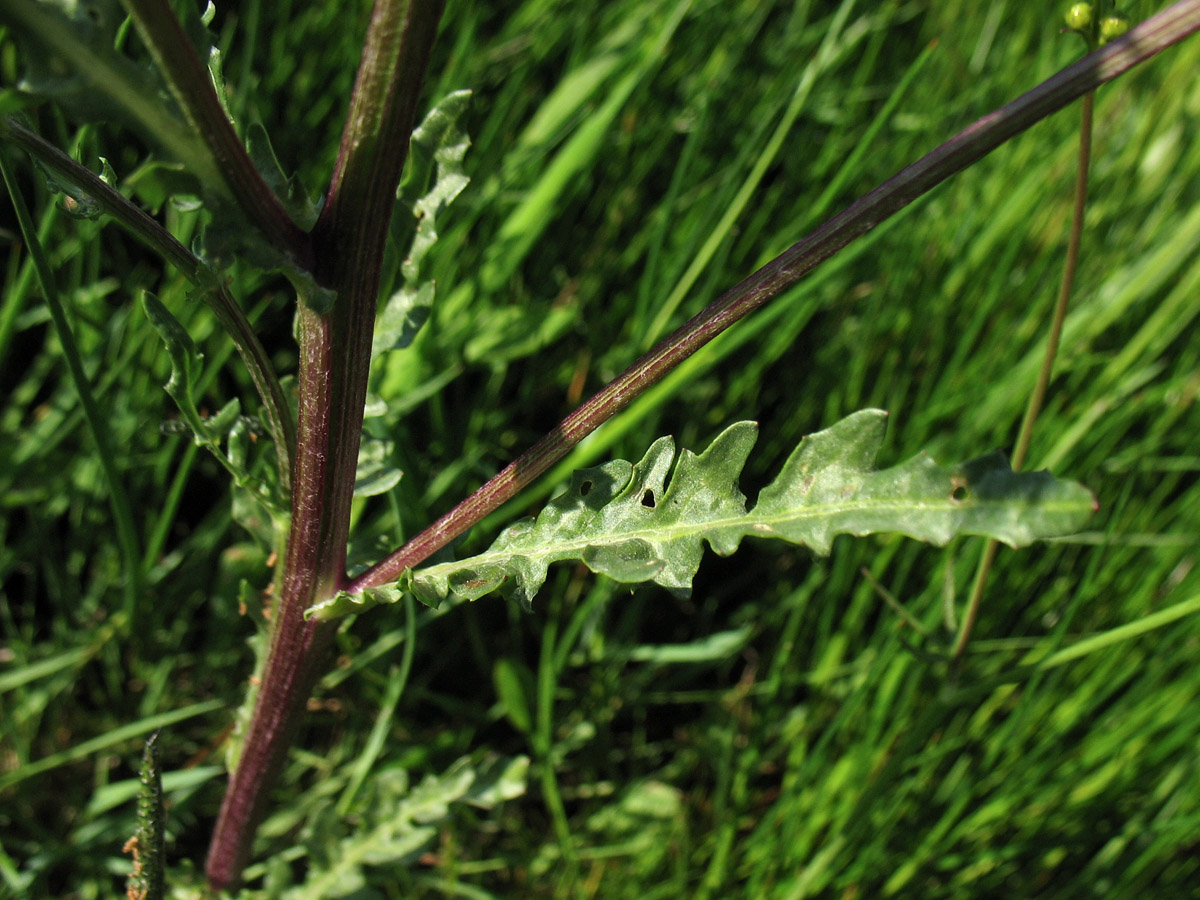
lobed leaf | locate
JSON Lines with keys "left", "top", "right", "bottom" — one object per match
{"left": 289, "top": 755, "right": 528, "bottom": 900}
{"left": 310, "top": 411, "right": 1096, "bottom": 619}
{"left": 246, "top": 123, "right": 322, "bottom": 231}
{"left": 140, "top": 291, "right": 206, "bottom": 434}
{"left": 372, "top": 90, "right": 472, "bottom": 359}
{"left": 143, "top": 292, "right": 286, "bottom": 548}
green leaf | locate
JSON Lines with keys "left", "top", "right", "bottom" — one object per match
{"left": 405, "top": 91, "right": 471, "bottom": 281}
{"left": 289, "top": 755, "right": 528, "bottom": 900}
{"left": 143, "top": 291, "right": 245, "bottom": 456}
{"left": 354, "top": 434, "right": 403, "bottom": 498}
{"left": 462, "top": 302, "right": 578, "bottom": 365}
{"left": 625, "top": 625, "right": 754, "bottom": 663}
{"left": 143, "top": 291, "right": 285, "bottom": 547}
{"left": 230, "top": 476, "right": 277, "bottom": 549}
{"left": 372, "top": 281, "right": 433, "bottom": 358}
{"left": 478, "top": 4, "right": 687, "bottom": 291}
{"left": 246, "top": 122, "right": 321, "bottom": 230}
{"left": 493, "top": 657, "right": 535, "bottom": 733}
{"left": 140, "top": 291, "right": 205, "bottom": 433}
{"left": 398, "top": 89, "right": 473, "bottom": 227}
{"left": 311, "top": 411, "right": 1096, "bottom": 619}
{"left": 371, "top": 90, "right": 472, "bottom": 359}
{"left": 5, "top": 0, "right": 213, "bottom": 185}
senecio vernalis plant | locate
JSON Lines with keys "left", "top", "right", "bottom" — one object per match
{"left": 2, "top": 0, "right": 1198, "bottom": 893}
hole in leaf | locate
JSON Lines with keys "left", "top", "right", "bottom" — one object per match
{"left": 641, "top": 489, "right": 656, "bottom": 509}
{"left": 579, "top": 480, "right": 593, "bottom": 497}
{"left": 952, "top": 485, "right": 969, "bottom": 502}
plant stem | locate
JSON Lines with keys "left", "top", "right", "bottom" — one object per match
{"left": 200, "top": 0, "right": 1200, "bottom": 887}
{"left": 351, "top": 2, "right": 1200, "bottom": 595}
{"left": 203, "top": 0, "right": 445, "bottom": 889}
{"left": 952, "top": 88, "right": 1096, "bottom": 662}
{"left": 1013, "top": 92, "right": 1094, "bottom": 473}
{"left": 119, "top": 0, "right": 312, "bottom": 267}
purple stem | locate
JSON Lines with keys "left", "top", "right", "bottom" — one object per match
{"left": 350, "top": 0, "right": 1200, "bottom": 595}
{"left": 203, "top": 0, "right": 445, "bottom": 889}
{"left": 205, "top": 0, "right": 1200, "bottom": 889}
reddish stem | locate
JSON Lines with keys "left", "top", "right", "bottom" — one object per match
{"left": 203, "top": 0, "right": 445, "bottom": 889}
{"left": 121, "top": 0, "right": 313, "bottom": 267}
{"left": 351, "top": 2, "right": 1200, "bottom": 594}
{"left": 203, "top": 0, "right": 1200, "bottom": 889}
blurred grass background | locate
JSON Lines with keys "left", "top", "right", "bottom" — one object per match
{"left": 2, "top": 0, "right": 1200, "bottom": 896}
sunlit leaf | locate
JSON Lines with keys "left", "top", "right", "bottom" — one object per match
{"left": 311, "top": 411, "right": 1096, "bottom": 619}
{"left": 372, "top": 90, "right": 472, "bottom": 359}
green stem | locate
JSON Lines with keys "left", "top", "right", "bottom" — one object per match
{"left": 0, "top": 153, "right": 143, "bottom": 618}
{"left": 952, "top": 90, "right": 1095, "bottom": 662}
{"left": 0, "top": 197, "right": 57, "bottom": 375}
{"left": 351, "top": 3, "right": 1200, "bottom": 595}
{"left": 535, "top": 611, "right": 578, "bottom": 880}
{"left": 1014, "top": 92, "right": 1094, "bottom": 473}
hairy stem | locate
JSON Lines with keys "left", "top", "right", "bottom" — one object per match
{"left": 203, "top": 0, "right": 445, "bottom": 889}
{"left": 352, "top": 1, "right": 1200, "bottom": 595}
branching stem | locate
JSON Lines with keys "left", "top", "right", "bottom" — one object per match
{"left": 351, "top": 5, "right": 1200, "bottom": 595}
{"left": 202, "top": 0, "right": 445, "bottom": 889}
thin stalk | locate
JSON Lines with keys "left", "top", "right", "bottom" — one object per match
{"left": 0, "top": 154, "right": 143, "bottom": 618}
{"left": 203, "top": 0, "right": 445, "bottom": 889}
{"left": 0, "top": 116, "right": 296, "bottom": 490}
{"left": 952, "top": 89, "right": 1096, "bottom": 662}
{"left": 1, "top": 119, "right": 215, "bottom": 279}
{"left": 118, "top": 0, "right": 312, "bottom": 267}
{"left": 351, "top": 2, "right": 1200, "bottom": 595}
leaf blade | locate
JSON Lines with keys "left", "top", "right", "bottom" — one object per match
{"left": 310, "top": 411, "right": 1096, "bottom": 620}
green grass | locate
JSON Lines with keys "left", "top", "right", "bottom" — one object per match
{"left": 3, "top": 0, "right": 1200, "bottom": 897}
